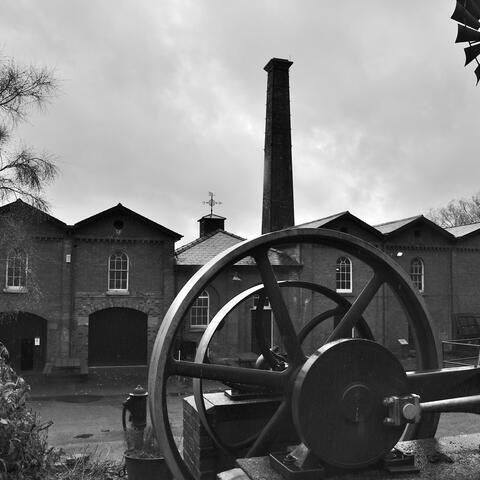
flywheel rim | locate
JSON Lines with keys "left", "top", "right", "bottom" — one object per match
{"left": 148, "top": 228, "right": 440, "bottom": 480}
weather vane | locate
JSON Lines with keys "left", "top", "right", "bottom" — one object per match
{"left": 203, "top": 191, "right": 222, "bottom": 215}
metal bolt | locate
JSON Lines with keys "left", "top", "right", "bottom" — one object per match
{"left": 402, "top": 403, "right": 418, "bottom": 421}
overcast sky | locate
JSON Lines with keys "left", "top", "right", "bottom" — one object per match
{"left": 1, "top": 1, "right": 477, "bottom": 245}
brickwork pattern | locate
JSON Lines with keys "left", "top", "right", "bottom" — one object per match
{"left": 183, "top": 397, "right": 218, "bottom": 480}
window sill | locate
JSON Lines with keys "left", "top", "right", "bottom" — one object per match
{"left": 3, "top": 287, "right": 28, "bottom": 294}
{"left": 106, "top": 290, "right": 130, "bottom": 296}
{"left": 336, "top": 290, "right": 353, "bottom": 295}
{"left": 190, "top": 325, "right": 208, "bottom": 331}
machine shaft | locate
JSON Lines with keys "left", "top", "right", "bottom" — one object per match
{"left": 420, "top": 394, "right": 480, "bottom": 414}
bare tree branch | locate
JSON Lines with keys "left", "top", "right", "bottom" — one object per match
{"left": 427, "top": 192, "right": 480, "bottom": 227}
{"left": 0, "top": 53, "right": 59, "bottom": 211}
{"left": 0, "top": 61, "right": 57, "bottom": 124}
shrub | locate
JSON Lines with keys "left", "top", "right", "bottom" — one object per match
{"left": 0, "top": 342, "right": 58, "bottom": 479}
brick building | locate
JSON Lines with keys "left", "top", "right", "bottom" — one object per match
{"left": 1, "top": 196, "right": 480, "bottom": 373}
{"left": 2, "top": 57, "right": 480, "bottom": 373}
{"left": 0, "top": 200, "right": 181, "bottom": 372}
{"left": 174, "top": 214, "right": 300, "bottom": 362}
{"left": 174, "top": 209, "right": 480, "bottom": 364}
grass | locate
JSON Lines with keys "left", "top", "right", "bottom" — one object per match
{"left": 48, "top": 447, "right": 123, "bottom": 480}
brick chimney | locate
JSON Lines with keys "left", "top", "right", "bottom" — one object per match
{"left": 261, "top": 58, "right": 295, "bottom": 234}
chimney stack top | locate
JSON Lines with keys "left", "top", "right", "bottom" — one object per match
{"left": 264, "top": 58, "right": 293, "bottom": 73}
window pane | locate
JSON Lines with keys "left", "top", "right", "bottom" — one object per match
{"left": 190, "top": 291, "right": 209, "bottom": 327}
{"left": 410, "top": 258, "right": 424, "bottom": 291}
{"left": 336, "top": 257, "right": 352, "bottom": 291}
{"left": 108, "top": 252, "right": 129, "bottom": 290}
{"left": 6, "top": 249, "right": 27, "bottom": 288}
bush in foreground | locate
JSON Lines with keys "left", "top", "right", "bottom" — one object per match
{"left": 0, "top": 343, "right": 58, "bottom": 479}
{"left": 0, "top": 343, "right": 122, "bottom": 479}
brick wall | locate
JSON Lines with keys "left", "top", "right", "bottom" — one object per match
{"left": 183, "top": 393, "right": 297, "bottom": 480}
{"left": 71, "top": 234, "right": 176, "bottom": 364}
{"left": 0, "top": 203, "right": 68, "bottom": 366}
{"left": 0, "top": 201, "right": 179, "bottom": 371}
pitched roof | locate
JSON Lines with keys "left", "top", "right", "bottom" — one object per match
{"left": 295, "top": 211, "right": 348, "bottom": 229}
{"left": 445, "top": 222, "right": 480, "bottom": 238}
{"left": 176, "top": 229, "right": 298, "bottom": 266}
{"left": 374, "top": 215, "right": 454, "bottom": 239}
{"left": 294, "top": 211, "right": 383, "bottom": 239}
{"left": 0, "top": 199, "right": 66, "bottom": 228}
{"left": 374, "top": 215, "right": 422, "bottom": 234}
{"left": 73, "top": 203, "right": 182, "bottom": 240}
{"left": 197, "top": 213, "right": 226, "bottom": 221}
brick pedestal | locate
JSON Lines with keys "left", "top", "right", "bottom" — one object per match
{"left": 183, "top": 392, "right": 298, "bottom": 480}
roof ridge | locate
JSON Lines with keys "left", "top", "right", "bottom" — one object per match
{"left": 295, "top": 211, "right": 348, "bottom": 227}
{"left": 222, "top": 229, "right": 246, "bottom": 241}
{"left": 374, "top": 215, "right": 422, "bottom": 228}
{"left": 175, "top": 229, "right": 245, "bottom": 255}
{"left": 73, "top": 203, "right": 181, "bottom": 239}
{"left": 0, "top": 198, "right": 66, "bottom": 227}
{"left": 446, "top": 221, "right": 480, "bottom": 229}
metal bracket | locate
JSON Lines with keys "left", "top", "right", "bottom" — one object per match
{"left": 269, "top": 445, "right": 325, "bottom": 480}
{"left": 383, "top": 394, "right": 421, "bottom": 426}
{"left": 383, "top": 448, "right": 419, "bottom": 474}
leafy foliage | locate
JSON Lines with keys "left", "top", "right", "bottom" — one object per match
{"left": 0, "top": 343, "right": 58, "bottom": 479}
{"left": 427, "top": 192, "right": 480, "bottom": 227}
{"left": 0, "top": 55, "right": 58, "bottom": 211}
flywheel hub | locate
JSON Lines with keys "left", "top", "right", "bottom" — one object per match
{"left": 292, "top": 338, "right": 409, "bottom": 469}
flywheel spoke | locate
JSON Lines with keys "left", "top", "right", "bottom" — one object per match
{"left": 246, "top": 400, "right": 291, "bottom": 457}
{"left": 254, "top": 249, "right": 306, "bottom": 365}
{"left": 298, "top": 307, "right": 344, "bottom": 343}
{"left": 326, "top": 273, "right": 384, "bottom": 343}
{"left": 167, "top": 358, "right": 286, "bottom": 389}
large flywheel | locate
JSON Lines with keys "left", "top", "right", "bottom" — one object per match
{"left": 148, "top": 228, "right": 440, "bottom": 480}
{"left": 192, "top": 280, "right": 375, "bottom": 456}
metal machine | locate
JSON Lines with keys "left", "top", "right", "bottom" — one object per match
{"left": 148, "top": 229, "right": 480, "bottom": 480}
{"left": 122, "top": 385, "right": 148, "bottom": 450}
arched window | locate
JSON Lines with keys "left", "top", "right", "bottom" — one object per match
{"left": 190, "top": 290, "right": 209, "bottom": 328}
{"left": 336, "top": 256, "right": 352, "bottom": 293}
{"left": 410, "top": 258, "right": 424, "bottom": 292}
{"left": 6, "top": 249, "right": 28, "bottom": 291}
{"left": 108, "top": 251, "right": 129, "bottom": 291}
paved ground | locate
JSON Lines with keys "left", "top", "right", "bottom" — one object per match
{"left": 30, "top": 394, "right": 127, "bottom": 463}
{"left": 26, "top": 368, "right": 212, "bottom": 464}
{"left": 30, "top": 393, "right": 187, "bottom": 464}
{"left": 25, "top": 368, "right": 480, "bottom": 468}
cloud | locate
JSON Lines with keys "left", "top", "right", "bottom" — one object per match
{"left": 1, "top": 0, "right": 478, "bottom": 245}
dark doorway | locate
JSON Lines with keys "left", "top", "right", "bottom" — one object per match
{"left": 0, "top": 312, "right": 47, "bottom": 372}
{"left": 251, "top": 309, "right": 272, "bottom": 354}
{"left": 88, "top": 308, "right": 147, "bottom": 366}
{"left": 21, "top": 338, "right": 34, "bottom": 370}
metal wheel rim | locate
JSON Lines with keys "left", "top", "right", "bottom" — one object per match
{"left": 148, "top": 228, "right": 439, "bottom": 480}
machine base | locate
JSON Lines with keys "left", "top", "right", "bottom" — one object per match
{"left": 234, "top": 433, "right": 480, "bottom": 480}
{"left": 270, "top": 451, "right": 326, "bottom": 480}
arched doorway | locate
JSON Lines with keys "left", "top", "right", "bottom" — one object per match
{"left": 88, "top": 307, "right": 147, "bottom": 366}
{"left": 0, "top": 312, "right": 47, "bottom": 371}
